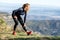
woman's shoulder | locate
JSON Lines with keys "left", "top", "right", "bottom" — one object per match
{"left": 17, "top": 7, "right": 23, "bottom": 11}
{"left": 13, "top": 7, "right": 23, "bottom": 13}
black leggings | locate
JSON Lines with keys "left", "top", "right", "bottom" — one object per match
{"left": 12, "top": 16, "right": 27, "bottom": 32}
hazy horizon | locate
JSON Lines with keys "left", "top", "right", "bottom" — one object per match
{"left": 0, "top": 0, "right": 60, "bottom": 17}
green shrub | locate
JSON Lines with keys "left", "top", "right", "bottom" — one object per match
{"left": 0, "top": 18, "right": 11, "bottom": 32}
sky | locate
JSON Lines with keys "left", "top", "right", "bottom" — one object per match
{"left": 0, "top": 0, "right": 60, "bottom": 17}
{"left": 0, "top": 0, "right": 60, "bottom": 7}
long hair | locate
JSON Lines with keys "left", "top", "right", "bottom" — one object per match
{"left": 22, "top": 3, "right": 30, "bottom": 9}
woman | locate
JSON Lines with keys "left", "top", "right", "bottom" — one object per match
{"left": 12, "top": 3, "right": 32, "bottom": 35}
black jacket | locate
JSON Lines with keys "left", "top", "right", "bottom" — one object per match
{"left": 12, "top": 7, "right": 27, "bottom": 23}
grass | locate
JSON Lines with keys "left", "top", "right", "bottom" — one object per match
{"left": 0, "top": 32, "right": 60, "bottom": 40}
{"left": 0, "top": 32, "right": 41, "bottom": 40}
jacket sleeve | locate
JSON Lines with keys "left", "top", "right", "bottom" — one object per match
{"left": 24, "top": 12, "right": 27, "bottom": 23}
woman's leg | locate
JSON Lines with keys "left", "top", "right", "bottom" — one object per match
{"left": 17, "top": 17, "right": 32, "bottom": 35}
{"left": 17, "top": 17, "right": 27, "bottom": 32}
{"left": 12, "top": 18, "right": 18, "bottom": 31}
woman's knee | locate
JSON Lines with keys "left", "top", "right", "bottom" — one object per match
{"left": 15, "top": 22, "right": 18, "bottom": 25}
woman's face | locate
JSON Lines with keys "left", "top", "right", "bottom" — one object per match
{"left": 24, "top": 5, "right": 30, "bottom": 12}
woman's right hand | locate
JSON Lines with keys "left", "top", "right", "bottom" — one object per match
{"left": 24, "top": 23, "right": 26, "bottom": 27}
{"left": 14, "top": 16, "right": 17, "bottom": 19}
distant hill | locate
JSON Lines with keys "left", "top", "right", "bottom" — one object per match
{"left": 26, "top": 20, "right": 60, "bottom": 36}
{"left": 0, "top": 11, "right": 10, "bottom": 17}
{"left": 27, "top": 15, "right": 60, "bottom": 20}
{"left": 0, "top": 11, "right": 9, "bottom": 14}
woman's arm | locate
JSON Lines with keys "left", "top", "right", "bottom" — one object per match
{"left": 24, "top": 13, "right": 27, "bottom": 23}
